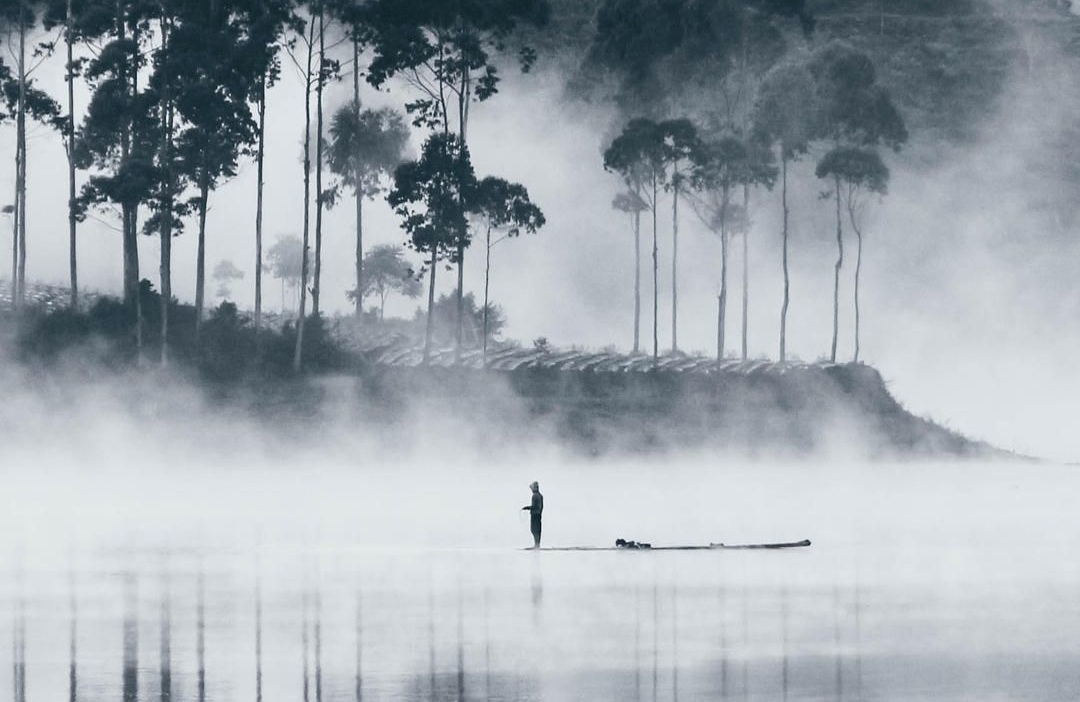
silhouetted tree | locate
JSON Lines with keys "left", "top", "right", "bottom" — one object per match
{"left": 347, "top": 244, "right": 422, "bottom": 320}
{"left": 686, "top": 132, "right": 773, "bottom": 360}
{"left": 612, "top": 188, "right": 648, "bottom": 352}
{"left": 471, "top": 176, "right": 544, "bottom": 362}
{"left": 603, "top": 118, "right": 669, "bottom": 358}
{"left": 815, "top": 146, "right": 888, "bottom": 363}
{"left": 387, "top": 133, "right": 477, "bottom": 363}
{"left": 326, "top": 102, "right": 409, "bottom": 317}
{"left": 249, "top": 0, "right": 295, "bottom": 348}
{"left": 363, "top": 0, "right": 549, "bottom": 348}
{"left": 43, "top": 0, "right": 85, "bottom": 308}
{"left": 3, "top": 0, "right": 62, "bottom": 311}
{"left": 659, "top": 118, "right": 698, "bottom": 352}
{"left": 809, "top": 41, "right": 906, "bottom": 362}
{"left": 754, "top": 60, "right": 815, "bottom": 362}
{"left": 75, "top": 0, "right": 158, "bottom": 358}
{"left": 169, "top": 0, "right": 263, "bottom": 342}
{"left": 289, "top": 14, "right": 316, "bottom": 370}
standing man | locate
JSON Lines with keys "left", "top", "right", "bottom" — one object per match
{"left": 522, "top": 481, "right": 544, "bottom": 548}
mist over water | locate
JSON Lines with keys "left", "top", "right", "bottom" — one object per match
{"left": 3, "top": 1, "right": 1080, "bottom": 699}
{"left": 4, "top": 366, "right": 1080, "bottom": 701}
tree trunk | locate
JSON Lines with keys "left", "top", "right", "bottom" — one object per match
{"left": 10, "top": 130, "right": 19, "bottom": 309}
{"left": 15, "top": 6, "right": 27, "bottom": 311}
{"left": 293, "top": 20, "right": 316, "bottom": 372}
{"left": 353, "top": 37, "right": 363, "bottom": 320}
{"left": 255, "top": 70, "right": 266, "bottom": 351}
{"left": 423, "top": 249, "right": 437, "bottom": 364}
{"left": 830, "top": 175, "right": 843, "bottom": 363}
{"left": 159, "top": 10, "right": 173, "bottom": 367}
{"left": 741, "top": 184, "right": 749, "bottom": 361}
{"left": 633, "top": 204, "right": 640, "bottom": 354}
{"left": 671, "top": 168, "right": 679, "bottom": 353}
{"left": 132, "top": 207, "right": 143, "bottom": 364}
{"left": 10, "top": 106, "right": 21, "bottom": 308}
{"left": 66, "top": 0, "right": 78, "bottom": 308}
{"left": 854, "top": 228, "right": 862, "bottom": 363}
{"left": 779, "top": 156, "right": 789, "bottom": 362}
{"left": 718, "top": 225, "right": 728, "bottom": 362}
{"left": 849, "top": 201, "right": 864, "bottom": 364}
{"left": 455, "top": 243, "right": 464, "bottom": 361}
{"left": 483, "top": 226, "right": 491, "bottom": 364}
{"left": 312, "top": 6, "right": 325, "bottom": 318}
{"left": 651, "top": 175, "right": 659, "bottom": 359}
{"left": 118, "top": 9, "right": 138, "bottom": 310}
{"left": 194, "top": 180, "right": 208, "bottom": 343}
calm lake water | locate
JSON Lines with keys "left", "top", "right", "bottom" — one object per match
{"left": 4, "top": 457, "right": 1080, "bottom": 701}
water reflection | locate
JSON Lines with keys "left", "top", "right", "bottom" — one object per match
{"left": 5, "top": 542, "right": 1080, "bottom": 702}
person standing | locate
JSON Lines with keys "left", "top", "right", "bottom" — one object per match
{"left": 522, "top": 481, "right": 544, "bottom": 548}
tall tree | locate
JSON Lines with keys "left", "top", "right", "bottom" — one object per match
{"left": 43, "top": 0, "right": 84, "bottom": 307}
{"left": 249, "top": 0, "right": 293, "bottom": 350}
{"left": 659, "top": 118, "right": 698, "bottom": 353}
{"left": 75, "top": 0, "right": 158, "bottom": 356}
{"left": 2, "top": 0, "right": 62, "bottom": 311}
{"left": 815, "top": 147, "right": 888, "bottom": 364}
{"left": 687, "top": 135, "right": 752, "bottom": 361}
{"left": 603, "top": 118, "right": 668, "bottom": 359}
{"left": 170, "top": 0, "right": 262, "bottom": 344}
{"left": 311, "top": 2, "right": 340, "bottom": 318}
{"left": 326, "top": 102, "right": 409, "bottom": 318}
{"left": 471, "top": 175, "right": 544, "bottom": 363}
{"left": 291, "top": 13, "right": 316, "bottom": 370}
{"left": 387, "top": 132, "right": 476, "bottom": 363}
{"left": 612, "top": 188, "right": 647, "bottom": 353}
{"left": 753, "top": 60, "right": 815, "bottom": 362}
{"left": 809, "top": 41, "right": 906, "bottom": 362}
{"left": 363, "top": 0, "right": 550, "bottom": 353}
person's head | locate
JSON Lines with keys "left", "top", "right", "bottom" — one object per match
{"left": 530, "top": 481, "right": 539, "bottom": 493}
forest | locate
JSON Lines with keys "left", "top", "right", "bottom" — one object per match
{"left": 0, "top": 0, "right": 1075, "bottom": 379}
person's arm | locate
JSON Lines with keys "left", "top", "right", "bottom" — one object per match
{"left": 522, "top": 505, "right": 532, "bottom": 511}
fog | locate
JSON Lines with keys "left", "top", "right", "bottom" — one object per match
{"left": 3, "top": 371, "right": 1080, "bottom": 700}
{"left": 2, "top": 3, "right": 1078, "bottom": 460}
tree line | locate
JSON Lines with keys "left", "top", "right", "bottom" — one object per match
{"left": 2, "top": 0, "right": 914, "bottom": 371}
{"left": 0, "top": 0, "right": 549, "bottom": 371}
{"left": 593, "top": 0, "right": 907, "bottom": 364}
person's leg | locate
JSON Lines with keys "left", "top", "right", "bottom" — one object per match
{"left": 531, "top": 517, "right": 542, "bottom": 548}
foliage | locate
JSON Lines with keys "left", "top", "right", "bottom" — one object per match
{"left": 212, "top": 260, "right": 245, "bottom": 299}
{"left": 603, "top": 117, "right": 669, "bottom": 190}
{"left": 326, "top": 102, "right": 410, "bottom": 198}
{"left": 388, "top": 133, "right": 478, "bottom": 263}
{"left": 361, "top": 0, "right": 551, "bottom": 131}
{"left": 815, "top": 146, "right": 889, "bottom": 196}
{"left": 266, "top": 236, "right": 309, "bottom": 288}
{"left": 753, "top": 60, "right": 816, "bottom": 160}
{"left": 15, "top": 292, "right": 350, "bottom": 380}
{"left": 808, "top": 40, "right": 908, "bottom": 150}
{"left": 585, "top": 0, "right": 813, "bottom": 114}
{"left": 347, "top": 244, "right": 423, "bottom": 317}
{"left": 472, "top": 176, "right": 546, "bottom": 236}
{"left": 416, "top": 291, "right": 507, "bottom": 346}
